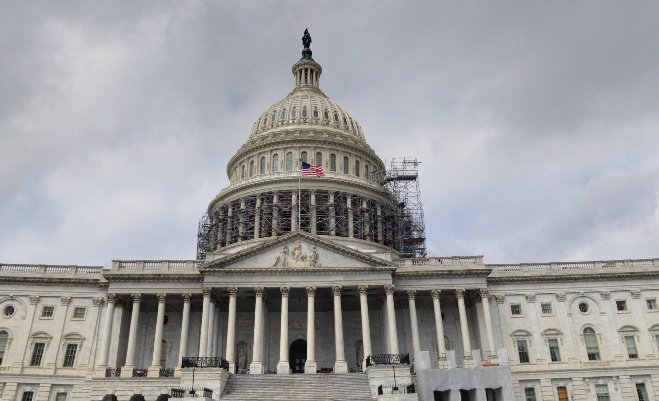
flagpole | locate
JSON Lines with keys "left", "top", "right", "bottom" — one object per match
{"left": 298, "top": 161, "right": 301, "bottom": 231}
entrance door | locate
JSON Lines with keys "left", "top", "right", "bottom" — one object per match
{"left": 289, "top": 339, "right": 307, "bottom": 373}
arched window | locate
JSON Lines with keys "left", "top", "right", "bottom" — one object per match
{"left": 343, "top": 157, "right": 349, "bottom": 174}
{"left": 330, "top": 154, "right": 336, "bottom": 172}
{"left": 323, "top": 110, "right": 330, "bottom": 120}
{"left": 286, "top": 152, "right": 293, "bottom": 171}
{"left": 583, "top": 327, "right": 600, "bottom": 360}
{"left": 160, "top": 340, "right": 167, "bottom": 367}
{"left": 313, "top": 108, "right": 319, "bottom": 118}
{"left": 249, "top": 161, "right": 255, "bottom": 177}
{"left": 291, "top": 108, "right": 297, "bottom": 118}
{"left": 355, "top": 160, "right": 360, "bottom": 177}
{"left": 273, "top": 154, "right": 279, "bottom": 172}
{"left": 0, "top": 330, "right": 8, "bottom": 365}
{"left": 334, "top": 113, "right": 339, "bottom": 122}
{"left": 343, "top": 117, "right": 348, "bottom": 125}
{"left": 260, "top": 157, "right": 266, "bottom": 174}
{"left": 301, "top": 151, "right": 308, "bottom": 164}
{"left": 263, "top": 117, "right": 267, "bottom": 127}
{"left": 280, "top": 110, "right": 287, "bottom": 120}
{"left": 271, "top": 113, "right": 276, "bottom": 122}
{"left": 365, "top": 164, "right": 369, "bottom": 178}
{"left": 241, "top": 165, "right": 245, "bottom": 179}
{"left": 302, "top": 107, "right": 307, "bottom": 118}
{"left": 316, "top": 152, "right": 322, "bottom": 166}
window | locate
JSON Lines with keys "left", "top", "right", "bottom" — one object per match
{"left": 541, "top": 303, "right": 553, "bottom": 315}
{"left": 323, "top": 110, "right": 329, "bottom": 120}
{"left": 333, "top": 112, "right": 339, "bottom": 122}
{"left": 301, "top": 151, "right": 308, "bottom": 164}
{"left": 517, "top": 340, "right": 529, "bottom": 363}
{"left": 313, "top": 108, "right": 319, "bottom": 118}
{"left": 330, "top": 154, "right": 336, "bottom": 172}
{"left": 241, "top": 165, "right": 245, "bottom": 179}
{"left": 3, "top": 305, "right": 14, "bottom": 317}
{"left": 41, "top": 306, "right": 54, "bottom": 318}
{"left": 343, "top": 117, "right": 348, "bottom": 125}
{"left": 595, "top": 384, "right": 610, "bottom": 401}
{"left": 343, "top": 157, "right": 349, "bottom": 174}
{"left": 286, "top": 152, "right": 293, "bottom": 171}
{"left": 160, "top": 339, "right": 167, "bottom": 367}
{"left": 510, "top": 304, "right": 522, "bottom": 316}
{"left": 291, "top": 108, "right": 297, "bottom": 118}
{"left": 636, "top": 383, "right": 649, "bottom": 401}
{"left": 72, "top": 307, "right": 86, "bottom": 319}
{"left": 616, "top": 300, "right": 628, "bottom": 311}
{"left": 280, "top": 110, "right": 286, "bottom": 120}
{"left": 302, "top": 107, "right": 307, "bottom": 118}
{"left": 273, "top": 154, "right": 279, "bottom": 172}
{"left": 260, "top": 157, "right": 266, "bottom": 174}
{"left": 583, "top": 327, "right": 600, "bottom": 360}
{"left": 262, "top": 117, "right": 267, "bottom": 127}
{"left": 548, "top": 339, "right": 561, "bottom": 362}
{"left": 578, "top": 302, "right": 589, "bottom": 314}
{"left": 63, "top": 343, "right": 78, "bottom": 367}
{"left": 624, "top": 336, "right": 638, "bottom": 358}
{"left": 365, "top": 164, "right": 369, "bottom": 178}
{"left": 524, "top": 388, "right": 536, "bottom": 401}
{"left": 355, "top": 160, "right": 360, "bottom": 177}
{"left": 556, "top": 387, "right": 569, "bottom": 401}
{"left": 350, "top": 119, "right": 354, "bottom": 128}
{"left": 0, "top": 330, "right": 8, "bottom": 364}
{"left": 316, "top": 152, "right": 322, "bottom": 166}
{"left": 271, "top": 113, "right": 276, "bottom": 122}
{"left": 21, "top": 392, "right": 34, "bottom": 401}
{"left": 30, "top": 342, "right": 45, "bottom": 366}
{"left": 647, "top": 299, "right": 657, "bottom": 311}
{"left": 249, "top": 161, "right": 254, "bottom": 177}
{"left": 55, "top": 394, "right": 68, "bottom": 401}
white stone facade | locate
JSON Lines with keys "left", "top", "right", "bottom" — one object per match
{"left": 2, "top": 38, "right": 659, "bottom": 401}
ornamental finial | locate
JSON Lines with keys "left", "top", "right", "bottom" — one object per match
{"left": 301, "top": 29, "right": 313, "bottom": 60}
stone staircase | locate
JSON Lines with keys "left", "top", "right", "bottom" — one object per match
{"left": 221, "top": 373, "right": 375, "bottom": 400}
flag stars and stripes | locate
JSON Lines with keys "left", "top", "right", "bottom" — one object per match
{"left": 302, "top": 162, "right": 325, "bottom": 177}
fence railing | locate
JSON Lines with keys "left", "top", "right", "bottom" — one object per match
{"left": 378, "top": 383, "right": 415, "bottom": 395}
{"left": 365, "top": 354, "right": 410, "bottom": 366}
{"left": 159, "top": 367, "right": 175, "bottom": 377}
{"left": 132, "top": 368, "right": 148, "bottom": 377}
{"left": 170, "top": 387, "right": 213, "bottom": 398}
{"left": 181, "top": 356, "right": 229, "bottom": 370}
{"left": 105, "top": 367, "right": 121, "bottom": 377}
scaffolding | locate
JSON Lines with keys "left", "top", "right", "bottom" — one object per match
{"left": 383, "top": 157, "right": 427, "bottom": 258}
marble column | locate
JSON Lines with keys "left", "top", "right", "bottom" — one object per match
{"left": 431, "top": 290, "right": 447, "bottom": 362}
{"left": 238, "top": 199, "right": 245, "bottom": 240}
{"left": 120, "top": 293, "right": 142, "bottom": 377}
{"left": 480, "top": 289, "right": 497, "bottom": 360}
{"left": 176, "top": 294, "right": 191, "bottom": 372}
{"left": 277, "top": 286, "right": 290, "bottom": 374}
{"left": 329, "top": 193, "right": 336, "bottom": 236}
{"left": 206, "top": 297, "right": 216, "bottom": 357}
{"left": 254, "top": 196, "right": 261, "bottom": 239}
{"left": 358, "top": 286, "right": 372, "bottom": 369}
{"left": 376, "top": 204, "right": 383, "bottom": 244}
{"left": 333, "top": 286, "right": 348, "bottom": 373}
{"left": 407, "top": 290, "right": 421, "bottom": 356}
{"left": 226, "top": 287, "right": 238, "bottom": 373}
{"left": 272, "top": 192, "right": 279, "bottom": 236}
{"left": 347, "top": 195, "right": 354, "bottom": 238}
{"left": 311, "top": 191, "right": 317, "bottom": 234}
{"left": 385, "top": 285, "right": 400, "bottom": 354}
{"left": 456, "top": 288, "right": 473, "bottom": 364}
{"left": 226, "top": 206, "right": 233, "bottom": 243}
{"left": 291, "top": 192, "right": 298, "bottom": 231}
{"left": 250, "top": 287, "right": 264, "bottom": 374}
{"left": 305, "top": 286, "right": 317, "bottom": 374}
{"left": 198, "top": 287, "right": 212, "bottom": 357}
{"left": 97, "top": 293, "right": 116, "bottom": 369}
{"left": 148, "top": 293, "right": 167, "bottom": 377}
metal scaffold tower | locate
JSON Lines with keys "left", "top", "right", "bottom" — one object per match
{"left": 384, "top": 157, "right": 427, "bottom": 258}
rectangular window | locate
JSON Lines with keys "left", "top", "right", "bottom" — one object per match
{"left": 330, "top": 154, "right": 336, "bottom": 172}
{"left": 355, "top": 160, "right": 360, "bottom": 177}
{"left": 21, "top": 392, "right": 34, "bottom": 401}
{"left": 548, "top": 339, "right": 561, "bottom": 362}
{"left": 41, "top": 306, "right": 54, "bottom": 318}
{"left": 524, "top": 388, "right": 536, "bottom": 401}
{"left": 63, "top": 343, "right": 78, "bottom": 367}
{"left": 595, "top": 384, "right": 610, "bottom": 401}
{"left": 556, "top": 386, "right": 569, "bottom": 401}
{"left": 273, "top": 154, "right": 279, "bottom": 172}
{"left": 616, "top": 300, "right": 628, "bottom": 311}
{"left": 343, "top": 157, "right": 349, "bottom": 174}
{"left": 517, "top": 340, "right": 529, "bottom": 363}
{"left": 55, "top": 393, "right": 68, "bottom": 401}
{"left": 625, "top": 336, "right": 638, "bottom": 358}
{"left": 30, "top": 342, "right": 45, "bottom": 366}
{"left": 541, "top": 303, "right": 552, "bottom": 315}
{"left": 72, "top": 307, "right": 86, "bottom": 319}
{"left": 636, "top": 383, "right": 649, "bottom": 401}
{"left": 647, "top": 299, "right": 657, "bottom": 311}
{"left": 510, "top": 304, "right": 522, "bottom": 316}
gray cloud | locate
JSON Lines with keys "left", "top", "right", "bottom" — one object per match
{"left": 1, "top": 1, "right": 659, "bottom": 266}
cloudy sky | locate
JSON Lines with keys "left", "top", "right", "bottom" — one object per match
{"left": 1, "top": 1, "right": 659, "bottom": 267}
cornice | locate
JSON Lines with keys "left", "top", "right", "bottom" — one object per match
{"left": 201, "top": 231, "right": 397, "bottom": 270}
{"left": 395, "top": 268, "right": 492, "bottom": 279}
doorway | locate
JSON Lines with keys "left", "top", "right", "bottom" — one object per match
{"left": 289, "top": 339, "right": 307, "bottom": 373}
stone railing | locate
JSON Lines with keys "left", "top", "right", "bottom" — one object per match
{"left": 0, "top": 264, "right": 103, "bottom": 275}
{"left": 490, "top": 258, "right": 659, "bottom": 273}
{"left": 111, "top": 260, "right": 201, "bottom": 272}
{"left": 396, "top": 256, "right": 484, "bottom": 267}
{"left": 213, "top": 170, "right": 383, "bottom": 201}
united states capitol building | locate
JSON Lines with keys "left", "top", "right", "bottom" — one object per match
{"left": 1, "top": 32, "right": 659, "bottom": 401}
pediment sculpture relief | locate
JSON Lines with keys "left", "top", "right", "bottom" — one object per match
{"left": 273, "top": 240, "right": 320, "bottom": 268}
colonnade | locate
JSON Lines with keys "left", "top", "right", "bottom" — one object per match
{"left": 96, "top": 286, "right": 498, "bottom": 377}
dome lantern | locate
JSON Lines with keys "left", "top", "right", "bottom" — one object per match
{"left": 293, "top": 29, "right": 322, "bottom": 90}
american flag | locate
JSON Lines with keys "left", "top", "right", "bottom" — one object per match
{"left": 302, "top": 161, "right": 325, "bottom": 177}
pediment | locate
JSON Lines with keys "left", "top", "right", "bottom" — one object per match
{"left": 201, "top": 232, "right": 396, "bottom": 270}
